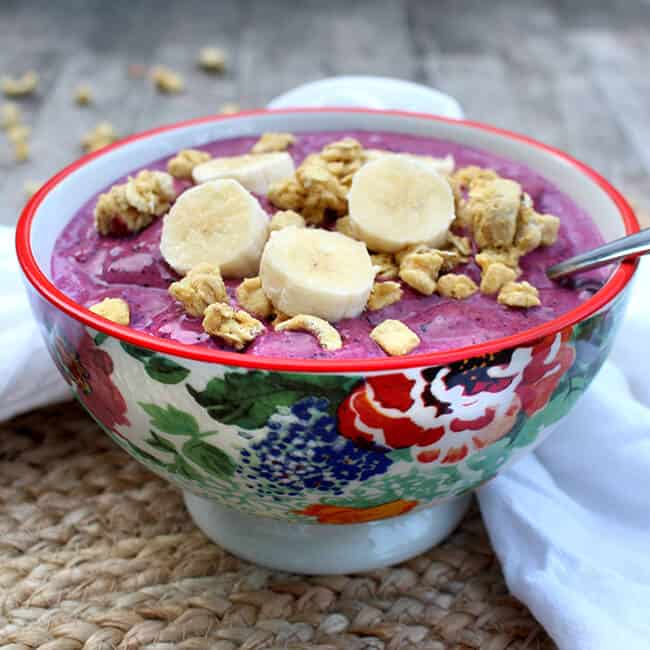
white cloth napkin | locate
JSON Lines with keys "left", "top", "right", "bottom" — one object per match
{"left": 2, "top": 79, "right": 648, "bottom": 649}
{"left": 477, "top": 259, "right": 650, "bottom": 650}
{"left": 0, "top": 225, "right": 70, "bottom": 422}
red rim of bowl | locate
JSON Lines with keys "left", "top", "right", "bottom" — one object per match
{"left": 16, "top": 108, "right": 640, "bottom": 374}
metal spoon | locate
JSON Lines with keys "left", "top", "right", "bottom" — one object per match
{"left": 546, "top": 228, "right": 650, "bottom": 280}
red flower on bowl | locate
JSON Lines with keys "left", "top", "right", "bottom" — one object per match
{"left": 515, "top": 330, "right": 575, "bottom": 416}
{"left": 54, "top": 332, "right": 130, "bottom": 433}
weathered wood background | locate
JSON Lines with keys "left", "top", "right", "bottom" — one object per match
{"left": 1, "top": 0, "right": 649, "bottom": 226}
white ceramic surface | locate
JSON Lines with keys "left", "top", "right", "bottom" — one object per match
{"left": 185, "top": 491, "right": 472, "bottom": 574}
{"left": 268, "top": 75, "right": 465, "bottom": 118}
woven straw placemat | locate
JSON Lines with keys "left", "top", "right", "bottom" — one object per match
{"left": 0, "top": 402, "right": 555, "bottom": 650}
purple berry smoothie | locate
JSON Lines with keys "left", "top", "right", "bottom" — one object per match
{"left": 51, "top": 131, "right": 605, "bottom": 359}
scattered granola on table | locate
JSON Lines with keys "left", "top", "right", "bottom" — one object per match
{"left": 74, "top": 84, "right": 93, "bottom": 106}
{"left": 220, "top": 102, "right": 240, "bottom": 114}
{"left": 1, "top": 70, "right": 39, "bottom": 97}
{"left": 198, "top": 47, "right": 226, "bottom": 73}
{"left": 81, "top": 122, "right": 118, "bottom": 153}
{"left": 151, "top": 66, "right": 184, "bottom": 94}
{"left": 0, "top": 102, "right": 21, "bottom": 130}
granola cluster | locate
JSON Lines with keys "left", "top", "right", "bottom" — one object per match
{"left": 94, "top": 170, "right": 175, "bottom": 235}
{"left": 275, "top": 314, "right": 342, "bottom": 351}
{"left": 202, "top": 302, "right": 265, "bottom": 350}
{"left": 235, "top": 277, "right": 273, "bottom": 318}
{"left": 267, "top": 138, "right": 364, "bottom": 225}
{"left": 251, "top": 132, "right": 296, "bottom": 154}
{"left": 169, "top": 263, "right": 227, "bottom": 317}
{"left": 370, "top": 319, "right": 420, "bottom": 356}
{"left": 89, "top": 297, "right": 130, "bottom": 325}
{"left": 449, "top": 165, "right": 561, "bottom": 307}
{"left": 167, "top": 148, "right": 212, "bottom": 179}
{"left": 367, "top": 281, "right": 403, "bottom": 311}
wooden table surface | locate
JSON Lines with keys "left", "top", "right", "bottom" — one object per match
{"left": 1, "top": 0, "right": 649, "bottom": 226}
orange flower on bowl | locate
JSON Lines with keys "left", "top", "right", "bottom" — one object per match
{"left": 296, "top": 499, "right": 418, "bottom": 524}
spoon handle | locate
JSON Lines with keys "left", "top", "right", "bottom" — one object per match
{"left": 547, "top": 228, "right": 650, "bottom": 280}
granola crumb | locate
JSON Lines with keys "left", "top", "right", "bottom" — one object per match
{"left": 89, "top": 297, "right": 130, "bottom": 325}
{"left": 271, "top": 309, "right": 291, "bottom": 327}
{"left": 81, "top": 122, "right": 118, "bottom": 153}
{"left": 198, "top": 46, "right": 226, "bottom": 73}
{"left": 251, "top": 132, "right": 296, "bottom": 154}
{"left": 1, "top": 102, "right": 21, "bottom": 130}
{"left": 475, "top": 248, "right": 521, "bottom": 274}
{"left": 236, "top": 277, "right": 273, "bottom": 319}
{"left": 447, "top": 232, "right": 472, "bottom": 256}
{"left": 13, "top": 138, "right": 29, "bottom": 162}
{"left": 370, "top": 319, "right": 420, "bottom": 356}
{"left": 398, "top": 248, "right": 444, "bottom": 295}
{"left": 498, "top": 281, "right": 541, "bottom": 308}
{"left": 169, "top": 263, "right": 227, "bottom": 317}
{"left": 1, "top": 70, "right": 39, "bottom": 97}
{"left": 7, "top": 123, "right": 30, "bottom": 143}
{"left": 480, "top": 262, "right": 517, "bottom": 295}
{"left": 74, "top": 84, "right": 93, "bottom": 106}
{"left": 220, "top": 102, "right": 240, "bottom": 114}
{"left": 202, "top": 302, "right": 265, "bottom": 349}
{"left": 275, "top": 314, "right": 342, "bottom": 351}
{"left": 151, "top": 66, "right": 184, "bottom": 94}
{"left": 335, "top": 215, "right": 359, "bottom": 239}
{"left": 269, "top": 210, "right": 305, "bottom": 232}
{"left": 436, "top": 273, "right": 478, "bottom": 299}
{"left": 125, "top": 170, "right": 176, "bottom": 216}
{"left": 167, "top": 149, "right": 212, "bottom": 179}
{"left": 24, "top": 180, "right": 40, "bottom": 198}
{"left": 371, "top": 253, "right": 399, "bottom": 280}
{"left": 367, "top": 281, "right": 403, "bottom": 311}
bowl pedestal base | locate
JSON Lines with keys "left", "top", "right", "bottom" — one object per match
{"left": 184, "top": 491, "right": 472, "bottom": 574}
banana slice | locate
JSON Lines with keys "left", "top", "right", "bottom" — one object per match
{"left": 348, "top": 156, "right": 455, "bottom": 253}
{"left": 192, "top": 152, "right": 295, "bottom": 195}
{"left": 259, "top": 227, "right": 374, "bottom": 322}
{"left": 160, "top": 179, "right": 269, "bottom": 277}
{"left": 364, "top": 149, "right": 455, "bottom": 175}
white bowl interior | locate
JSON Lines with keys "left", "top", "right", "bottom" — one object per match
{"left": 30, "top": 111, "right": 626, "bottom": 280}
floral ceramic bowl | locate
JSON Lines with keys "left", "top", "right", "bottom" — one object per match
{"left": 17, "top": 109, "right": 639, "bottom": 574}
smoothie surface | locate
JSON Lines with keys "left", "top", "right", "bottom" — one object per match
{"left": 51, "top": 130, "right": 605, "bottom": 359}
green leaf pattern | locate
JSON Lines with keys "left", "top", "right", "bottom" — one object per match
{"left": 97, "top": 299, "right": 621, "bottom": 520}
